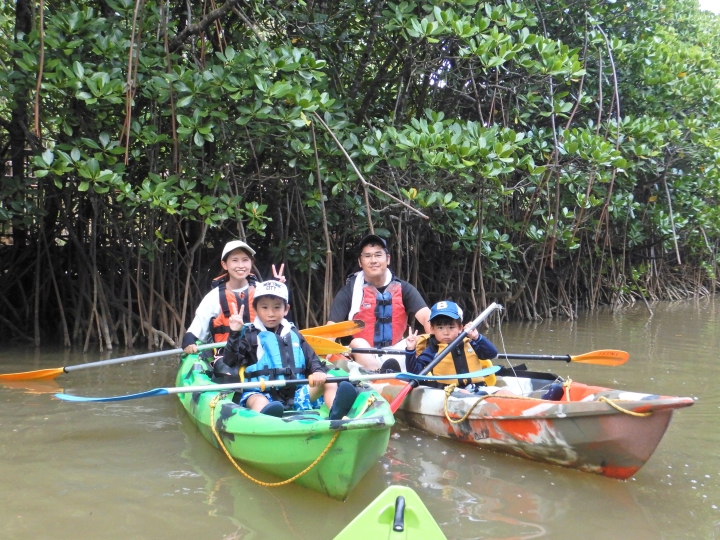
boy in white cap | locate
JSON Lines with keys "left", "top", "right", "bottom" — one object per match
{"left": 222, "top": 281, "right": 357, "bottom": 419}
{"left": 181, "top": 240, "right": 284, "bottom": 354}
{"left": 404, "top": 300, "right": 498, "bottom": 389}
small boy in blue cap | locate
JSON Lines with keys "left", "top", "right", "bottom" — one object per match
{"left": 404, "top": 301, "right": 498, "bottom": 389}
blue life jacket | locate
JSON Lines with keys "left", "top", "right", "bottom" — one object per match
{"left": 244, "top": 326, "right": 306, "bottom": 382}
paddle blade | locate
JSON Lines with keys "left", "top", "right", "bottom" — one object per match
{"left": 55, "top": 388, "right": 170, "bottom": 403}
{"left": 389, "top": 382, "right": 414, "bottom": 413}
{"left": 0, "top": 368, "right": 65, "bottom": 381}
{"left": 571, "top": 349, "right": 629, "bottom": 366}
{"left": 303, "top": 335, "right": 351, "bottom": 355}
{"left": 300, "top": 320, "right": 364, "bottom": 339}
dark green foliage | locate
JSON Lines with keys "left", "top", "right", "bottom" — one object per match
{"left": 1, "top": 0, "right": 719, "bottom": 346}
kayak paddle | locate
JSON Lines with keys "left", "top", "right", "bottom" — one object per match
{"left": 54, "top": 366, "right": 501, "bottom": 403}
{"left": 0, "top": 342, "right": 226, "bottom": 382}
{"left": 300, "top": 320, "right": 364, "bottom": 339}
{"left": 307, "top": 338, "right": 629, "bottom": 367}
{"left": 389, "top": 302, "right": 502, "bottom": 413}
{"left": 0, "top": 321, "right": 364, "bottom": 381}
{"left": 497, "top": 350, "right": 629, "bottom": 366}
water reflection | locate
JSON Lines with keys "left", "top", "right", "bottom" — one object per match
{"left": 380, "top": 429, "right": 660, "bottom": 540}
{"left": 176, "top": 406, "right": 383, "bottom": 539}
{"left": 0, "top": 379, "right": 60, "bottom": 395}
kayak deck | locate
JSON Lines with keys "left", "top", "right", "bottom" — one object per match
{"left": 334, "top": 485, "right": 446, "bottom": 539}
{"left": 177, "top": 355, "right": 394, "bottom": 500}
{"left": 373, "top": 373, "right": 693, "bottom": 479}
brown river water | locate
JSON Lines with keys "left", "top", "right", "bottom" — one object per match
{"left": 0, "top": 299, "right": 717, "bottom": 539}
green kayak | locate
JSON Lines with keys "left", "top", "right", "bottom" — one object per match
{"left": 335, "top": 485, "right": 446, "bottom": 539}
{"left": 176, "top": 354, "right": 394, "bottom": 501}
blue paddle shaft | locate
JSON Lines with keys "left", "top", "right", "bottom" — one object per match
{"left": 54, "top": 366, "right": 500, "bottom": 403}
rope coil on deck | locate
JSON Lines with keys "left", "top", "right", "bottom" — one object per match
{"left": 209, "top": 393, "right": 339, "bottom": 487}
{"left": 443, "top": 384, "right": 491, "bottom": 424}
{"left": 442, "top": 382, "right": 566, "bottom": 424}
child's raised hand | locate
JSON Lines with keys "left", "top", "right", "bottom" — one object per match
{"left": 405, "top": 327, "right": 419, "bottom": 350}
{"left": 464, "top": 323, "right": 479, "bottom": 341}
{"left": 229, "top": 303, "right": 245, "bottom": 332}
{"left": 272, "top": 264, "right": 286, "bottom": 283}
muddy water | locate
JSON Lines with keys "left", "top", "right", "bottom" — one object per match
{"left": 0, "top": 299, "right": 717, "bottom": 539}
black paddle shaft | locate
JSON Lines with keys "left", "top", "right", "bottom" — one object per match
{"left": 350, "top": 348, "right": 398, "bottom": 355}
{"left": 497, "top": 353, "right": 572, "bottom": 362}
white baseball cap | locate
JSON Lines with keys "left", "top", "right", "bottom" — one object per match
{"left": 221, "top": 240, "right": 256, "bottom": 260}
{"left": 254, "top": 280, "right": 289, "bottom": 303}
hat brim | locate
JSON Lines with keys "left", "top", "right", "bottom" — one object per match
{"left": 357, "top": 234, "right": 388, "bottom": 252}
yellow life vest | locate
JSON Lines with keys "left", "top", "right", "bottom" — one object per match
{"left": 415, "top": 335, "right": 497, "bottom": 387}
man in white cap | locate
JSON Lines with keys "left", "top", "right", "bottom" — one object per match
{"left": 181, "top": 240, "right": 284, "bottom": 354}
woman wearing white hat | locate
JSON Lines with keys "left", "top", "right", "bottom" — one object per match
{"left": 181, "top": 240, "right": 284, "bottom": 354}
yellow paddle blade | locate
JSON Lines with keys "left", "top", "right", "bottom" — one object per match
{"left": 0, "top": 367, "right": 65, "bottom": 381}
{"left": 303, "top": 335, "right": 351, "bottom": 355}
{"left": 571, "top": 350, "right": 629, "bottom": 366}
{"left": 300, "top": 320, "right": 364, "bottom": 339}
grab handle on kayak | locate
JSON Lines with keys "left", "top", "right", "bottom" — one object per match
{"left": 393, "top": 495, "right": 405, "bottom": 532}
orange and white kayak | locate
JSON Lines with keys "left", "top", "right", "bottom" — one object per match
{"left": 372, "top": 370, "right": 694, "bottom": 480}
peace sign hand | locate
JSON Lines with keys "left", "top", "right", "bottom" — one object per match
{"left": 272, "top": 264, "right": 286, "bottom": 284}
{"left": 229, "top": 302, "right": 245, "bottom": 332}
{"left": 405, "top": 327, "right": 419, "bottom": 351}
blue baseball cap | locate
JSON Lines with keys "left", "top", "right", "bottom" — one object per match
{"left": 429, "top": 301, "right": 463, "bottom": 321}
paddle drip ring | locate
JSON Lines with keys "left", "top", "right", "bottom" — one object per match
{"left": 209, "top": 393, "right": 339, "bottom": 487}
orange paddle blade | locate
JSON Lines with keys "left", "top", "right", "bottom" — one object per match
{"left": 0, "top": 367, "right": 65, "bottom": 381}
{"left": 303, "top": 335, "right": 351, "bottom": 355}
{"left": 571, "top": 350, "right": 629, "bottom": 366}
{"left": 300, "top": 320, "right": 364, "bottom": 339}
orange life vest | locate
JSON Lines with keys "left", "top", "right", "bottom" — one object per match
{"left": 352, "top": 277, "right": 407, "bottom": 348}
{"left": 210, "top": 275, "right": 257, "bottom": 343}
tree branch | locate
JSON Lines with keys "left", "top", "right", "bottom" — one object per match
{"left": 168, "top": 0, "right": 243, "bottom": 53}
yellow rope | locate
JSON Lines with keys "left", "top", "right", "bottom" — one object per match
{"left": 443, "top": 384, "right": 492, "bottom": 424}
{"left": 208, "top": 393, "right": 340, "bottom": 487}
{"left": 442, "top": 381, "right": 652, "bottom": 423}
{"left": 598, "top": 396, "right": 652, "bottom": 417}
